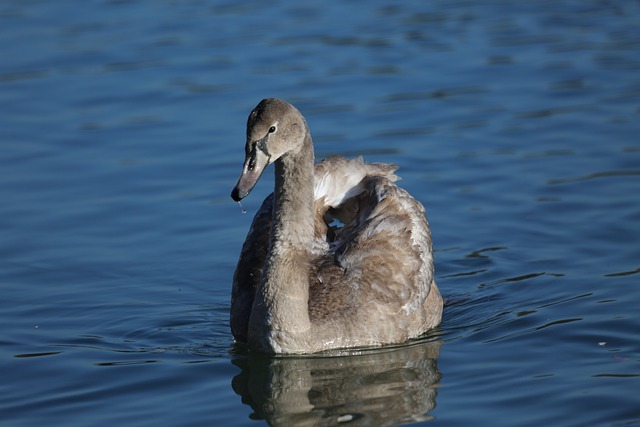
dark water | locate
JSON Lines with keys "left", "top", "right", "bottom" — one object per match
{"left": 2, "top": 0, "right": 639, "bottom": 426}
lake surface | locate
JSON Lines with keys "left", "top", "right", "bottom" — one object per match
{"left": 1, "top": 0, "right": 639, "bottom": 426}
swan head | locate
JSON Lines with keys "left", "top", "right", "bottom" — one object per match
{"left": 231, "top": 98, "right": 307, "bottom": 201}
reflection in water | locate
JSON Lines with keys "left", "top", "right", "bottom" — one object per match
{"left": 231, "top": 340, "right": 442, "bottom": 426}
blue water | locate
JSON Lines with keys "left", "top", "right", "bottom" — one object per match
{"left": 1, "top": 0, "right": 639, "bottom": 425}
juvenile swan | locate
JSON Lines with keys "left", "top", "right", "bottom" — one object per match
{"left": 230, "top": 98, "right": 442, "bottom": 354}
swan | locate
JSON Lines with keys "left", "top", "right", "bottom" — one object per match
{"left": 230, "top": 98, "right": 442, "bottom": 354}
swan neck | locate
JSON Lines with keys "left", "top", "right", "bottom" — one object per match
{"left": 273, "top": 132, "right": 315, "bottom": 243}
{"left": 248, "top": 131, "right": 315, "bottom": 353}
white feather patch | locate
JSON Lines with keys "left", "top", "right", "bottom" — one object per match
{"left": 313, "top": 157, "right": 398, "bottom": 208}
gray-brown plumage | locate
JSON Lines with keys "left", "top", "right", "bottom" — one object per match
{"left": 230, "top": 98, "right": 443, "bottom": 354}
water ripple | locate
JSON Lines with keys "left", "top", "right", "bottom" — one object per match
{"left": 604, "top": 267, "right": 640, "bottom": 277}
{"left": 547, "top": 170, "right": 640, "bottom": 185}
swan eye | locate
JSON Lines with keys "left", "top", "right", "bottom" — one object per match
{"left": 268, "top": 126, "right": 276, "bottom": 134}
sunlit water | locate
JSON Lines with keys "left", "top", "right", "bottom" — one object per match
{"left": 1, "top": 1, "right": 639, "bottom": 426}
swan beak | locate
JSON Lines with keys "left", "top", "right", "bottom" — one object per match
{"left": 231, "top": 143, "right": 270, "bottom": 201}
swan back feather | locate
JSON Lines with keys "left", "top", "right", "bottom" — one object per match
{"left": 313, "top": 156, "right": 399, "bottom": 208}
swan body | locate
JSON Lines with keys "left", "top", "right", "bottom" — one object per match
{"left": 230, "top": 98, "right": 442, "bottom": 354}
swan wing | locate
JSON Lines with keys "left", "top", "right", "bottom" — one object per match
{"left": 312, "top": 170, "right": 437, "bottom": 337}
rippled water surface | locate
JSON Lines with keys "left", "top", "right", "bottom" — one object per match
{"left": 2, "top": 1, "right": 639, "bottom": 426}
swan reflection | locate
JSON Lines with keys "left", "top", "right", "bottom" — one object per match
{"left": 231, "top": 339, "right": 442, "bottom": 426}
